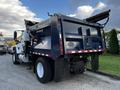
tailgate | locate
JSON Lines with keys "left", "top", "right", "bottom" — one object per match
{"left": 61, "top": 19, "right": 105, "bottom": 54}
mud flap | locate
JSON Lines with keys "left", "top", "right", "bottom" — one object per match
{"left": 54, "top": 59, "right": 64, "bottom": 82}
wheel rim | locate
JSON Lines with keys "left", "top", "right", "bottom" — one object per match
{"left": 37, "top": 62, "right": 44, "bottom": 78}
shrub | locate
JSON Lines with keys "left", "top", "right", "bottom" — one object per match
{"left": 108, "top": 29, "right": 119, "bottom": 54}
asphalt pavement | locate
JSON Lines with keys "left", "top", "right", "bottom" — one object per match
{"left": 0, "top": 54, "right": 120, "bottom": 90}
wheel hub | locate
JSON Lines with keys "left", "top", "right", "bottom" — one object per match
{"left": 37, "top": 62, "right": 44, "bottom": 78}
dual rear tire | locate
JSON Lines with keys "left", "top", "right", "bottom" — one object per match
{"left": 70, "top": 61, "right": 86, "bottom": 74}
{"left": 91, "top": 55, "right": 99, "bottom": 72}
{"left": 35, "top": 58, "right": 53, "bottom": 83}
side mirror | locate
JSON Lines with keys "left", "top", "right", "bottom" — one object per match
{"left": 14, "top": 31, "right": 17, "bottom": 40}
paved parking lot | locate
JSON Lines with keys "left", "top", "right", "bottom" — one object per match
{"left": 0, "top": 54, "right": 120, "bottom": 90}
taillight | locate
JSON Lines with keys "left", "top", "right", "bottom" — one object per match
{"left": 59, "top": 34, "right": 63, "bottom": 55}
{"left": 66, "top": 49, "right": 103, "bottom": 54}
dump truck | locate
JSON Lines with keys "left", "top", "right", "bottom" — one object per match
{"left": 12, "top": 10, "right": 110, "bottom": 83}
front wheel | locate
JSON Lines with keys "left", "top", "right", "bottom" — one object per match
{"left": 12, "top": 48, "right": 20, "bottom": 65}
{"left": 35, "top": 58, "right": 53, "bottom": 83}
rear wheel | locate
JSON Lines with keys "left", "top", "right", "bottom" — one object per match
{"left": 35, "top": 58, "right": 53, "bottom": 83}
{"left": 70, "top": 61, "right": 86, "bottom": 74}
{"left": 91, "top": 55, "right": 99, "bottom": 72}
{"left": 12, "top": 48, "right": 20, "bottom": 65}
{"left": 79, "top": 61, "right": 86, "bottom": 74}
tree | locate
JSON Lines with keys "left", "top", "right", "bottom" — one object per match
{"left": 108, "top": 29, "right": 119, "bottom": 54}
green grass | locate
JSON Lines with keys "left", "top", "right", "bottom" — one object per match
{"left": 99, "top": 54, "right": 120, "bottom": 76}
{"left": 87, "top": 53, "right": 120, "bottom": 76}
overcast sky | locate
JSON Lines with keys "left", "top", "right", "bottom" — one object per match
{"left": 0, "top": 0, "right": 120, "bottom": 37}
